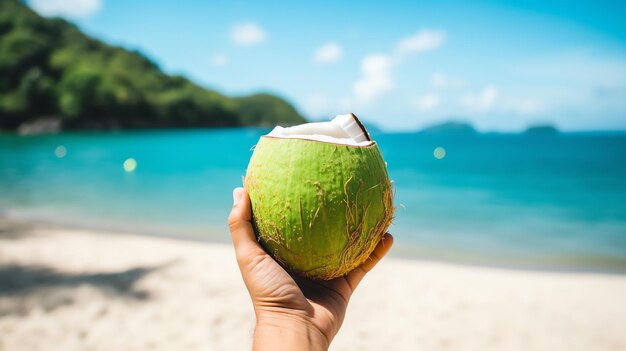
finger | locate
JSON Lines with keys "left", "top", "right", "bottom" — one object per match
{"left": 345, "top": 233, "right": 393, "bottom": 291}
{"left": 359, "top": 233, "right": 393, "bottom": 273}
{"left": 228, "top": 188, "right": 264, "bottom": 263}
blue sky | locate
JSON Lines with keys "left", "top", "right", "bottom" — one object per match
{"left": 28, "top": 0, "right": 626, "bottom": 131}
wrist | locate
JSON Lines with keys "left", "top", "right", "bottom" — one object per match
{"left": 254, "top": 313, "right": 329, "bottom": 351}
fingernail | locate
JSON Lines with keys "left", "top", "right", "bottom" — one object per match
{"left": 233, "top": 188, "right": 243, "bottom": 206}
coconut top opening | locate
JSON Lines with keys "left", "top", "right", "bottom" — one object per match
{"left": 266, "top": 113, "right": 374, "bottom": 146}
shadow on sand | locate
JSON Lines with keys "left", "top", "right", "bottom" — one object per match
{"left": 0, "top": 218, "right": 38, "bottom": 240}
{"left": 0, "top": 261, "right": 174, "bottom": 316}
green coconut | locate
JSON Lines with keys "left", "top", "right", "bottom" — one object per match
{"left": 244, "top": 113, "right": 394, "bottom": 280}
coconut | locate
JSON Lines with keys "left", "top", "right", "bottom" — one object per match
{"left": 244, "top": 113, "right": 394, "bottom": 280}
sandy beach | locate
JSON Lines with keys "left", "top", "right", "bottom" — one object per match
{"left": 1, "top": 219, "right": 625, "bottom": 351}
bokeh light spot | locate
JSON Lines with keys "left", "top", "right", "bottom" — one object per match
{"left": 54, "top": 145, "right": 67, "bottom": 158}
{"left": 434, "top": 147, "right": 446, "bottom": 159}
{"left": 123, "top": 158, "right": 137, "bottom": 172}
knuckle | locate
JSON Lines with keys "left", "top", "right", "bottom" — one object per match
{"left": 235, "top": 250, "right": 252, "bottom": 266}
{"left": 227, "top": 213, "right": 240, "bottom": 232}
{"left": 238, "top": 251, "right": 268, "bottom": 269}
{"left": 234, "top": 250, "right": 244, "bottom": 263}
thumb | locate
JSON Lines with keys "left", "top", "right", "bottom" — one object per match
{"left": 228, "top": 188, "right": 264, "bottom": 264}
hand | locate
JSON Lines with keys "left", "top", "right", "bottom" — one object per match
{"left": 228, "top": 187, "right": 393, "bottom": 351}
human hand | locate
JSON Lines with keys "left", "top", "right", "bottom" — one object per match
{"left": 228, "top": 187, "right": 393, "bottom": 351}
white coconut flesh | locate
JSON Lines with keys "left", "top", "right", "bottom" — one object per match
{"left": 266, "top": 113, "right": 374, "bottom": 146}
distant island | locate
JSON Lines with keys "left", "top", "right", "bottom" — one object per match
{"left": 524, "top": 125, "right": 559, "bottom": 135}
{"left": 415, "top": 121, "right": 560, "bottom": 135}
{"left": 418, "top": 121, "right": 477, "bottom": 134}
{"left": 0, "top": 0, "right": 306, "bottom": 131}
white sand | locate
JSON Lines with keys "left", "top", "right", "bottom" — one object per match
{"left": 1, "top": 221, "right": 625, "bottom": 351}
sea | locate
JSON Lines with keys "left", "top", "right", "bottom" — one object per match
{"left": 1, "top": 128, "right": 625, "bottom": 272}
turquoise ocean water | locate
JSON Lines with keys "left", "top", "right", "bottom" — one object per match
{"left": 1, "top": 129, "right": 625, "bottom": 272}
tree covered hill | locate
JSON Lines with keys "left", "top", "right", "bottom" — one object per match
{"left": 0, "top": 0, "right": 306, "bottom": 130}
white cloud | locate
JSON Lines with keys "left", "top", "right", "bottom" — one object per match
{"left": 431, "top": 73, "right": 466, "bottom": 89}
{"left": 210, "top": 53, "right": 229, "bottom": 67}
{"left": 353, "top": 54, "right": 393, "bottom": 102}
{"left": 313, "top": 42, "right": 343, "bottom": 64}
{"left": 231, "top": 22, "right": 267, "bottom": 46}
{"left": 461, "top": 86, "right": 498, "bottom": 110}
{"left": 414, "top": 94, "right": 441, "bottom": 111}
{"left": 349, "top": 29, "right": 445, "bottom": 107}
{"left": 395, "top": 29, "right": 446, "bottom": 57}
{"left": 29, "top": 0, "right": 102, "bottom": 19}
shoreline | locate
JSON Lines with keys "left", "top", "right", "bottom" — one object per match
{"left": 2, "top": 211, "right": 625, "bottom": 275}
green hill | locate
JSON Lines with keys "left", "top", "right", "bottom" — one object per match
{"left": 0, "top": 0, "right": 305, "bottom": 130}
